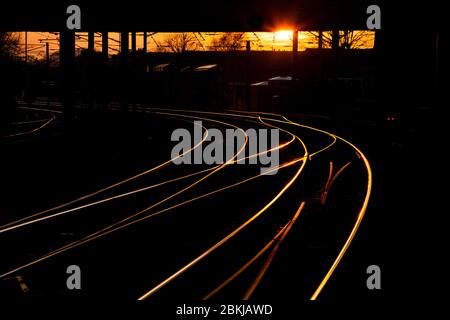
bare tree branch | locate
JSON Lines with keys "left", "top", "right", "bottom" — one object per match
{"left": 0, "top": 32, "right": 21, "bottom": 58}
{"left": 211, "top": 33, "right": 244, "bottom": 51}
{"left": 307, "top": 31, "right": 374, "bottom": 49}
{"left": 164, "top": 33, "right": 199, "bottom": 53}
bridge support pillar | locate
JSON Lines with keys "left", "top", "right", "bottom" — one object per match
{"left": 60, "top": 30, "right": 75, "bottom": 123}
{"left": 120, "top": 32, "right": 129, "bottom": 111}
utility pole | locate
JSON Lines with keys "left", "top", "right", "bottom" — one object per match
{"left": 46, "top": 42, "right": 49, "bottom": 68}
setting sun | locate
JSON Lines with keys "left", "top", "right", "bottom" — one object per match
{"left": 275, "top": 30, "right": 292, "bottom": 42}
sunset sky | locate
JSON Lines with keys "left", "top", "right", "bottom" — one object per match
{"left": 15, "top": 31, "right": 374, "bottom": 61}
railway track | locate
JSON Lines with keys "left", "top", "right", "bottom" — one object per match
{"left": 0, "top": 107, "right": 371, "bottom": 301}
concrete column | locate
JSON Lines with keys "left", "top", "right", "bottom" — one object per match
{"left": 292, "top": 30, "right": 299, "bottom": 80}
{"left": 60, "top": 30, "right": 76, "bottom": 122}
{"left": 87, "top": 31, "right": 95, "bottom": 109}
{"left": 332, "top": 30, "right": 340, "bottom": 50}
{"left": 88, "top": 31, "right": 95, "bottom": 53}
{"left": 120, "top": 32, "right": 129, "bottom": 111}
{"left": 245, "top": 40, "right": 251, "bottom": 110}
{"left": 143, "top": 32, "right": 147, "bottom": 53}
{"left": 120, "top": 32, "right": 129, "bottom": 56}
{"left": 131, "top": 32, "right": 137, "bottom": 54}
{"left": 318, "top": 31, "right": 323, "bottom": 49}
{"left": 102, "top": 32, "right": 109, "bottom": 59}
{"left": 101, "top": 32, "right": 109, "bottom": 109}
{"left": 291, "top": 30, "right": 299, "bottom": 112}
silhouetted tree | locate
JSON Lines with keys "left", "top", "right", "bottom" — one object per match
{"left": 308, "top": 31, "right": 374, "bottom": 49}
{"left": 164, "top": 33, "right": 199, "bottom": 53}
{"left": 0, "top": 33, "right": 20, "bottom": 128}
{"left": 211, "top": 33, "right": 244, "bottom": 51}
{"left": 0, "top": 32, "right": 20, "bottom": 58}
